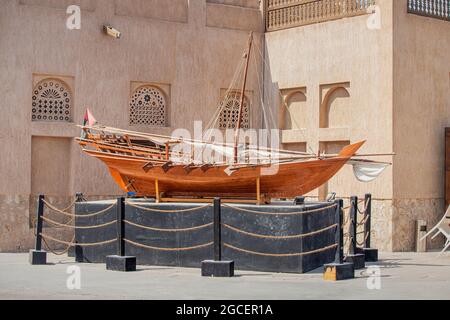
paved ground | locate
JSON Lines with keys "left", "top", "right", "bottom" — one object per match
{"left": 0, "top": 252, "right": 449, "bottom": 300}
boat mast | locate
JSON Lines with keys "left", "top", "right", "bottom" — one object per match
{"left": 234, "top": 32, "right": 254, "bottom": 164}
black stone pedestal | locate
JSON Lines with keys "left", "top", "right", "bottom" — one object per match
{"left": 323, "top": 263, "right": 354, "bottom": 281}
{"left": 68, "top": 246, "right": 75, "bottom": 258}
{"left": 345, "top": 254, "right": 366, "bottom": 270}
{"left": 201, "top": 260, "right": 234, "bottom": 277}
{"left": 106, "top": 255, "right": 137, "bottom": 272}
{"left": 29, "top": 250, "right": 47, "bottom": 265}
{"left": 362, "top": 248, "right": 378, "bottom": 262}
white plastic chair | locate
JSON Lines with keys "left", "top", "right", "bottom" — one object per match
{"left": 420, "top": 205, "right": 450, "bottom": 256}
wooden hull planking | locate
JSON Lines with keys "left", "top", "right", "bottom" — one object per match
{"left": 81, "top": 141, "right": 365, "bottom": 199}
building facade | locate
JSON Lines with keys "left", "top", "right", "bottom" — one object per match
{"left": 0, "top": 0, "right": 449, "bottom": 252}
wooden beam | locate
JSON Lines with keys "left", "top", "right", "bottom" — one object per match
{"left": 165, "top": 143, "right": 170, "bottom": 161}
{"left": 256, "top": 177, "right": 261, "bottom": 205}
{"left": 155, "top": 179, "right": 160, "bottom": 203}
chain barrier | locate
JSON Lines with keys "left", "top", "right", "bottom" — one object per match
{"left": 223, "top": 243, "right": 338, "bottom": 257}
{"left": 124, "top": 220, "right": 213, "bottom": 232}
{"left": 43, "top": 200, "right": 116, "bottom": 218}
{"left": 223, "top": 223, "right": 338, "bottom": 240}
{"left": 124, "top": 238, "right": 213, "bottom": 251}
{"left": 222, "top": 203, "right": 337, "bottom": 216}
{"left": 126, "top": 201, "right": 212, "bottom": 214}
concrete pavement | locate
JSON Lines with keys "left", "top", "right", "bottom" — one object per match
{"left": 0, "top": 252, "right": 449, "bottom": 300}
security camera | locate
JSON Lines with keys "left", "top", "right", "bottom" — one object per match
{"left": 103, "top": 25, "right": 121, "bottom": 39}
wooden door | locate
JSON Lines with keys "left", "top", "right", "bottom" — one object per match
{"left": 446, "top": 128, "right": 450, "bottom": 207}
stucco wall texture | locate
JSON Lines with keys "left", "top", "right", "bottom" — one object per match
{"left": 0, "top": 0, "right": 449, "bottom": 252}
{"left": 265, "top": 0, "right": 450, "bottom": 251}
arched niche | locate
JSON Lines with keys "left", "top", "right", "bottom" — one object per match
{"left": 281, "top": 89, "right": 307, "bottom": 130}
{"left": 320, "top": 85, "right": 350, "bottom": 129}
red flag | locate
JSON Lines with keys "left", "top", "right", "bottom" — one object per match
{"left": 83, "top": 109, "right": 97, "bottom": 126}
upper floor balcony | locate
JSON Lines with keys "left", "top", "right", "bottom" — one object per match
{"left": 266, "top": 0, "right": 449, "bottom": 32}
{"left": 407, "top": 0, "right": 449, "bottom": 21}
{"left": 266, "top": 0, "right": 377, "bottom": 32}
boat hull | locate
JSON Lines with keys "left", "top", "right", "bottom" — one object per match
{"left": 82, "top": 141, "right": 365, "bottom": 199}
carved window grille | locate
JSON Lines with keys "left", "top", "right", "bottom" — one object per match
{"left": 32, "top": 79, "right": 72, "bottom": 122}
{"left": 218, "top": 91, "right": 250, "bottom": 130}
{"left": 129, "top": 86, "right": 167, "bottom": 127}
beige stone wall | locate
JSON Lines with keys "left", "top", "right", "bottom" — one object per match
{"left": 392, "top": 199, "right": 446, "bottom": 252}
{"left": 392, "top": 0, "right": 450, "bottom": 251}
{"left": 1, "top": 0, "right": 448, "bottom": 253}
{"left": 0, "top": 0, "right": 263, "bottom": 251}
{"left": 264, "top": 0, "right": 449, "bottom": 252}
{"left": 264, "top": 0, "right": 395, "bottom": 204}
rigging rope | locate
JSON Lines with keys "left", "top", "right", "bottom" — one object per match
{"left": 124, "top": 239, "right": 213, "bottom": 252}
{"left": 223, "top": 243, "right": 338, "bottom": 257}
{"left": 223, "top": 223, "right": 337, "bottom": 239}
{"left": 253, "top": 41, "right": 316, "bottom": 155}
{"left": 124, "top": 220, "right": 213, "bottom": 232}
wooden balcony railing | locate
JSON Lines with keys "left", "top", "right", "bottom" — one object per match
{"left": 266, "top": 0, "right": 376, "bottom": 31}
{"left": 407, "top": 0, "right": 449, "bottom": 21}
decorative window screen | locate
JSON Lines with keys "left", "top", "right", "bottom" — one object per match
{"left": 218, "top": 91, "right": 250, "bottom": 129}
{"left": 32, "top": 78, "right": 72, "bottom": 122}
{"left": 129, "top": 85, "right": 167, "bottom": 127}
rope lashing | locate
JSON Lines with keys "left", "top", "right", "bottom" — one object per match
{"left": 222, "top": 203, "right": 338, "bottom": 216}
{"left": 124, "top": 220, "right": 213, "bottom": 232}
{"left": 223, "top": 243, "right": 338, "bottom": 257}
{"left": 42, "top": 216, "right": 116, "bottom": 229}
{"left": 40, "top": 233, "right": 117, "bottom": 247}
{"left": 124, "top": 239, "right": 213, "bottom": 251}
{"left": 43, "top": 200, "right": 116, "bottom": 218}
{"left": 223, "top": 223, "right": 338, "bottom": 240}
{"left": 125, "top": 201, "right": 212, "bottom": 213}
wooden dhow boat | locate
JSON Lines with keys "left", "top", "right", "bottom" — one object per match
{"left": 77, "top": 34, "right": 390, "bottom": 204}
